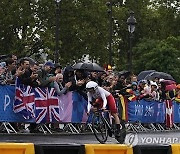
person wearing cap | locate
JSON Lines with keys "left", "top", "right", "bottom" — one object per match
{"left": 54, "top": 63, "right": 62, "bottom": 74}
{"left": 131, "top": 81, "right": 140, "bottom": 97}
{"left": 37, "top": 61, "right": 57, "bottom": 87}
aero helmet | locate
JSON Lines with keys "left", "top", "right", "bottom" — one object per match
{"left": 86, "top": 81, "right": 98, "bottom": 90}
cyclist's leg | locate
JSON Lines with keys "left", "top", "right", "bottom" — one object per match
{"left": 106, "top": 95, "right": 121, "bottom": 132}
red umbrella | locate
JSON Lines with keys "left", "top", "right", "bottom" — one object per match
{"left": 160, "top": 80, "right": 176, "bottom": 91}
{"left": 160, "top": 80, "right": 176, "bottom": 85}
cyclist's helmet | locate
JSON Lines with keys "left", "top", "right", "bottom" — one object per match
{"left": 86, "top": 81, "right": 98, "bottom": 91}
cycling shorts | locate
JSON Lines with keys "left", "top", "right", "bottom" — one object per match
{"left": 95, "top": 94, "right": 118, "bottom": 113}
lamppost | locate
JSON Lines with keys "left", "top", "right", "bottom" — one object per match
{"left": 106, "top": 0, "right": 113, "bottom": 66}
{"left": 54, "top": 0, "right": 61, "bottom": 64}
{"left": 126, "top": 11, "right": 137, "bottom": 73}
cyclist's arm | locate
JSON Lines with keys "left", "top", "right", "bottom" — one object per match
{"left": 98, "top": 87, "right": 108, "bottom": 108}
{"left": 87, "top": 92, "right": 92, "bottom": 113}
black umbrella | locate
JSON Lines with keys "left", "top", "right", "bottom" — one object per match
{"left": 137, "top": 70, "right": 156, "bottom": 81}
{"left": 144, "top": 71, "right": 175, "bottom": 81}
{"left": 118, "top": 70, "right": 131, "bottom": 78}
{"left": 73, "top": 62, "right": 104, "bottom": 72}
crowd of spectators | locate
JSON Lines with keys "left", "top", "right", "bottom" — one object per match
{"left": 0, "top": 55, "right": 180, "bottom": 103}
{"left": 0, "top": 55, "right": 180, "bottom": 132}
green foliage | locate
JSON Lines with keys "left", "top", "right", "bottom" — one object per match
{"left": 0, "top": 0, "right": 179, "bottom": 79}
{"left": 133, "top": 36, "right": 180, "bottom": 82}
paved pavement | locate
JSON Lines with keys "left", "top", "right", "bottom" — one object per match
{"left": 0, "top": 131, "right": 180, "bottom": 145}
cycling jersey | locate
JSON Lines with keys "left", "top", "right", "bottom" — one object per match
{"left": 87, "top": 86, "right": 117, "bottom": 113}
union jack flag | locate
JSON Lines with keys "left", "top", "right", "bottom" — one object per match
{"left": 14, "top": 78, "right": 35, "bottom": 119}
{"left": 35, "top": 87, "right": 61, "bottom": 123}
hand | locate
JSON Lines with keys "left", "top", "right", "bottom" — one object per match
{"left": 16, "top": 68, "right": 25, "bottom": 76}
{"left": 36, "top": 79, "right": 41, "bottom": 85}
{"left": 101, "top": 107, "right": 106, "bottom": 112}
{"left": 65, "top": 82, "right": 72, "bottom": 88}
{"left": 49, "top": 76, "right": 57, "bottom": 82}
{"left": 30, "top": 73, "right": 38, "bottom": 79}
{"left": 91, "top": 107, "right": 98, "bottom": 112}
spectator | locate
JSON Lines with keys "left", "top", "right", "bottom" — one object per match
{"left": 51, "top": 63, "right": 62, "bottom": 75}
{"left": 5, "top": 58, "right": 16, "bottom": 85}
{"left": 54, "top": 63, "right": 62, "bottom": 74}
{"left": 54, "top": 73, "right": 72, "bottom": 96}
{"left": 113, "top": 75, "right": 128, "bottom": 96}
{"left": 89, "top": 71, "right": 99, "bottom": 83}
{"left": 18, "top": 61, "right": 40, "bottom": 87}
{"left": 16, "top": 58, "right": 30, "bottom": 77}
{"left": 0, "top": 64, "right": 6, "bottom": 85}
{"left": 74, "top": 69, "right": 89, "bottom": 100}
{"left": 138, "top": 80, "right": 151, "bottom": 99}
{"left": 131, "top": 75, "right": 138, "bottom": 83}
{"left": 63, "top": 65, "right": 76, "bottom": 91}
{"left": 131, "top": 82, "right": 140, "bottom": 97}
{"left": 150, "top": 81, "right": 159, "bottom": 100}
{"left": 97, "top": 72, "right": 107, "bottom": 87}
{"left": 175, "top": 84, "right": 180, "bottom": 102}
{"left": 37, "top": 61, "right": 56, "bottom": 87}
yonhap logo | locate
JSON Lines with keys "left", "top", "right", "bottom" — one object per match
{"left": 124, "top": 133, "right": 138, "bottom": 146}
{"left": 124, "top": 133, "right": 180, "bottom": 145}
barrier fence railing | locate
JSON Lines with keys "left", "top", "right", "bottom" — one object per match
{"left": 0, "top": 85, "right": 179, "bottom": 134}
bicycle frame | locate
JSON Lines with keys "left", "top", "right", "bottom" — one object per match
{"left": 91, "top": 109, "right": 114, "bottom": 143}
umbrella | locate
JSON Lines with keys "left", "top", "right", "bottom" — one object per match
{"left": 160, "top": 80, "right": 176, "bottom": 85}
{"left": 118, "top": 70, "right": 131, "bottom": 78}
{"left": 137, "top": 70, "right": 156, "bottom": 81}
{"left": 73, "top": 62, "right": 104, "bottom": 72}
{"left": 144, "top": 71, "right": 174, "bottom": 81}
{"left": 160, "top": 80, "right": 176, "bottom": 91}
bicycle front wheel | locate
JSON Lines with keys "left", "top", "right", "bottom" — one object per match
{"left": 92, "top": 112, "right": 108, "bottom": 144}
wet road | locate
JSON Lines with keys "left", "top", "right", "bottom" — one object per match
{"left": 0, "top": 131, "right": 180, "bottom": 145}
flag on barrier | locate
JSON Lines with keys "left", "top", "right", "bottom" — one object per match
{"left": 35, "top": 87, "right": 61, "bottom": 123}
{"left": 13, "top": 78, "right": 86, "bottom": 123}
{"left": 119, "top": 95, "right": 128, "bottom": 121}
{"left": 14, "top": 78, "right": 35, "bottom": 119}
{"left": 165, "top": 100, "right": 173, "bottom": 128}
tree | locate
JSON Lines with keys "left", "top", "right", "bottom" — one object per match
{"left": 0, "top": 1, "right": 43, "bottom": 57}
{"left": 133, "top": 36, "right": 180, "bottom": 82}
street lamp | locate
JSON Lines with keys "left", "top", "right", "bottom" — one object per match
{"left": 126, "top": 11, "right": 137, "bottom": 72}
{"left": 106, "top": 0, "right": 113, "bottom": 67}
{"left": 54, "top": 0, "right": 61, "bottom": 64}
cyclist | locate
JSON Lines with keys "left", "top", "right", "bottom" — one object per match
{"left": 86, "top": 81, "right": 126, "bottom": 140}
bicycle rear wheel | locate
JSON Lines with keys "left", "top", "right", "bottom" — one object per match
{"left": 92, "top": 112, "right": 108, "bottom": 144}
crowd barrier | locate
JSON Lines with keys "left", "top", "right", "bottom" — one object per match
{"left": 171, "top": 144, "right": 180, "bottom": 154}
{"left": 2, "top": 143, "right": 180, "bottom": 154}
{"left": 85, "top": 144, "right": 133, "bottom": 154}
{"left": 0, "top": 85, "right": 180, "bottom": 125}
{"left": 0, "top": 143, "right": 34, "bottom": 154}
